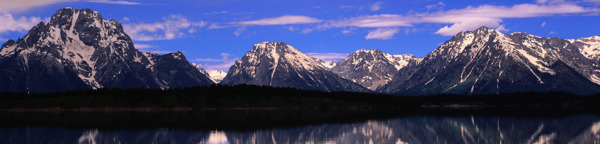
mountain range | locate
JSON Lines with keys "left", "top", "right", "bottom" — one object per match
{"left": 379, "top": 27, "right": 600, "bottom": 95}
{"left": 1, "top": 8, "right": 599, "bottom": 95}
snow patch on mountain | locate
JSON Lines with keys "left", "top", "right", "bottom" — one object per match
{"left": 332, "top": 49, "right": 419, "bottom": 90}
{"left": 208, "top": 70, "right": 227, "bottom": 83}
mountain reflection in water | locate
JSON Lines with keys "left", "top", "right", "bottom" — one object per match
{"left": 1, "top": 113, "right": 599, "bottom": 144}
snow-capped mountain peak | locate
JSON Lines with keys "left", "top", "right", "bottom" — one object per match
{"left": 570, "top": 36, "right": 600, "bottom": 60}
{"left": 208, "top": 70, "right": 227, "bottom": 83}
{"left": 332, "top": 49, "right": 420, "bottom": 90}
{"left": 221, "top": 42, "right": 369, "bottom": 92}
{"left": 0, "top": 8, "right": 213, "bottom": 93}
{"left": 380, "top": 26, "right": 600, "bottom": 95}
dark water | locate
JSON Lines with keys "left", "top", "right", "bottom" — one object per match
{"left": 1, "top": 111, "right": 599, "bottom": 144}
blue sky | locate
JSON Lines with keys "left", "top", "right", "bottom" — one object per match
{"left": 0, "top": 0, "right": 599, "bottom": 71}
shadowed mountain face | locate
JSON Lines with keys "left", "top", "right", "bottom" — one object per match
{"left": 380, "top": 26, "right": 600, "bottom": 96}
{"left": 220, "top": 42, "right": 370, "bottom": 92}
{"left": 332, "top": 49, "right": 420, "bottom": 90}
{"left": 0, "top": 8, "right": 213, "bottom": 92}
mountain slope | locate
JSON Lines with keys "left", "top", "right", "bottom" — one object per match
{"left": 145, "top": 52, "right": 214, "bottom": 88}
{"left": 332, "top": 49, "right": 420, "bottom": 90}
{"left": 0, "top": 8, "right": 212, "bottom": 92}
{"left": 380, "top": 26, "right": 600, "bottom": 95}
{"left": 220, "top": 42, "right": 369, "bottom": 92}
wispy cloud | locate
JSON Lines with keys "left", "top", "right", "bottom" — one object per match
{"left": 365, "top": 28, "right": 399, "bottom": 40}
{"left": 87, "top": 0, "right": 140, "bottom": 5}
{"left": 133, "top": 44, "right": 157, "bottom": 49}
{"left": 324, "top": 2, "right": 596, "bottom": 36}
{"left": 140, "top": 50, "right": 176, "bottom": 54}
{"left": 301, "top": 28, "right": 314, "bottom": 34}
{"left": 201, "top": 11, "right": 228, "bottom": 15}
{"left": 0, "top": 0, "right": 141, "bottom": 13}
{"left": 123, "top": 15, "right": 207, "bottom": 41}
{"left": 541, "top": 21, "right": 547, "bottom": 27}
{"left": 306, "top": 52, "right": 349, "bottom": 62}
{"left": 370, "top": 2, "right": 383, "bottom": 11}
{"left": 426, "top": 2, "right": 446, "bottom": 10}
{"left": 234, "top": 27, "right": 246, "bottom": 36}
{"left": 194, "top": 53, "right": 238, "bottom": 71}
{"left": 231, "top": 15, "right": 322, "bottom": 26}
{"left": 0, "top": 13, "right": 42, "bottom": 37}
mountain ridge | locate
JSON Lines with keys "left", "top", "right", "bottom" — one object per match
{"left": 220, "top": 42, "right": 370, "bottom": 92}
{"left": 0, "top": 8, "right": 213, "bottom": 92}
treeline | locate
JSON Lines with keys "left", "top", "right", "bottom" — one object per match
{"left": 1, "top": 85, "right": 600, "bottom": 110}
{"left": 0, "top": 84, "right": 420, "bottom": 110}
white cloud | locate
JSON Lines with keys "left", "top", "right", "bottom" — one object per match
{"left": 496, "top": 25, "right": 509, "bottom": 32}
{"left": 0, "top": 0, "right": 67, "bottom": 13}
{"left": 306, "top": 52, "right": 349, "bottom": 62}
{"left": 426, "top": 2, "right": 446, "bottom": 10}
{"left": 301, "top": 28, "right": 314, "bottom": 34}
{"left": 0, "top": 13, "right": 42, "bottom": 35}
{"left": 122, "top": 15, "right": 207, "bottom": 41}
{"left": 536, "top": 0, "right": 565, "bottom": 4}
{"left": 194, "top": 52, "right": 238, "bottom": 71}
{"left": 231, "top": 15, "right": 322, "bottom": 26}
{"left": 365, "top": 28, "right": 399, "bottom": 40}
{"left": 208, "top": 23, "right": 227, "bottom": 29}
{"left": 234, "top": 27, "right": 246, "bottom": 36}
{"left": 139, "top": 50, "right": 176, "bottom": 54}
{"left": 323, "top": 14, "right": 415, "bottom": 28}
{"left": 434, "top": 20, "right": 500, "bottom": 36}
{"left": 340, "top": 5, "right": 355, "bottom": 9}
{"left": 0, "top": 0, "right": 141, "bottom": 13}
{"left": 87, "top": 0, "right": 140, "bottom": 5}
{"left": 325, "top": 3, "right": 595, "bottom": 36}
{"left": 549, "top": 31, "right": 557, "bottom": 34}
{"left": 541, "top": 21, "right": 547, "bottom": 27}
{"left": 133, "top": 44, "right": 157, "bottom": 49}
{"left": 370, "top": 2, "right": 383, "bottom": 11}
{"left": 342, "top": 29, "right": 352, "bottom": 34}
{"left": 286, "top": 26, "right": 298, "bottom": 31}
{"left": 201, "top": 11, "right": 228, "bottom": 15}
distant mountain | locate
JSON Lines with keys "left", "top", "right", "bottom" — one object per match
{"left": 380, "top": 26, "right": 600, "bottom": 95}
{"left": 312, "top": 57, "right": 337, "bottom": 69}
{"left": 144, "top": 52, "right": 214, "bottom": 88}
{"left": 220, "top": 42, "right": 370, "bottom": 92}
{"left": 332, "top": 49, "right": 420, "bottom": 90}
{"left": 207, "top": 70, "right": 227, "bottom": 83}
{"left": 0, "top": 8, "right": 212, "bottom": 92}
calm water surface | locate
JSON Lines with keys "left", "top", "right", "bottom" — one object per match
{"left": 1, "top": 111, "right": 599, "bottom": 144}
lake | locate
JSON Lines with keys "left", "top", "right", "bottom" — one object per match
{"left": 0, "top": 110, "right": 599, "bottom": 144}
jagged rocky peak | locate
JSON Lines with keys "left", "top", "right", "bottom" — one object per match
{"left": 221, "top": 42, "right": 370, "bottom": 92}
{"left": 191, "top": 63, "right": 209, "bottom": 76}
{"left": 245, "top": 42, "right": 326, "bottom": 70}
{"left": 0, "top": 8, "right": 214, "bottom": 92}
{"left": 332, "top": 48, "right": 419, "bottom": 90}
